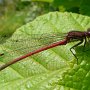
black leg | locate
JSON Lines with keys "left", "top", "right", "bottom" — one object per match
{"left": 70, "top": 40, "right": 83, "bottom": 64}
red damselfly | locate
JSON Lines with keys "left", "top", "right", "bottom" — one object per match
{"left": 0, "top": 28, "right": 90, "bottom": 71}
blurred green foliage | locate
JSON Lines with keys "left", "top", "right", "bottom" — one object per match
{"left": 31, "top": 0, "right": 90, "bottom": 15}
{"left": 0, "top": 0, "right": 56, "bottom": 37}
{"left": 0, "top": 0, "right": 90, "bottom": 37}
{"left": 53, "top": 0, "right": 90, "bottom": 15}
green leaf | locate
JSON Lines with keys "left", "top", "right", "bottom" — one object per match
{"left": 0, "top": 12, "right": 90, "bottom": 90}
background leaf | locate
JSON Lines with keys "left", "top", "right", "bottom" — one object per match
{"left": 80, "top": 0, "right": 90, "bottom": 16}
{"left": 0, "top": 12, "right": 90, "bottom": 90}
{"left": 53, "top": 0, "right": 80, "bottom": 8}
